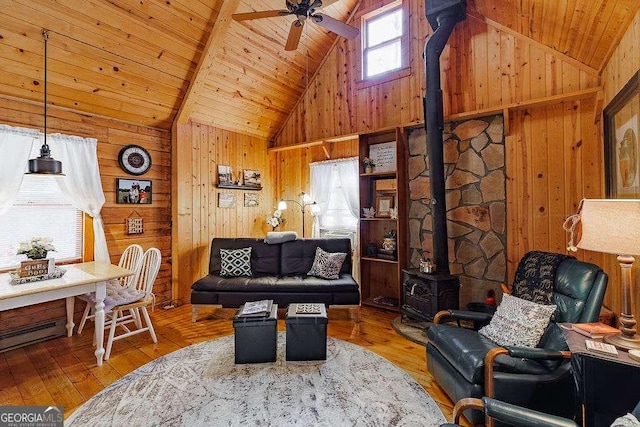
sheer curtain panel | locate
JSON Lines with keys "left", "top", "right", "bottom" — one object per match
{"left": 49, "top": 134, "right": 109, "bottom": 262}
{"left": 0, "top": 125, "right": 40, "bottom": 215}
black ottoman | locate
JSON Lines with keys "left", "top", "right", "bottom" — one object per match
{"left": 233, "top": 303, "right": 278, "bottom": 364}
{"left": 285, "top": 303, "right": 328, "bottom": 361}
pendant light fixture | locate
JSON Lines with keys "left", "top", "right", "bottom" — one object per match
{"left": 27, "top": 30, "right": 63, "bottom": 175}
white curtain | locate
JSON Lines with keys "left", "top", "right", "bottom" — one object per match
{"left": 310, "top": 162, "right": 334, "bottom": 237}
{"left": 0, "top": 125, "right": 40, "bottom": 215}
{"left": 48, "top": 133, "right": 109, "bottom": 262}
{"left": 335, "top": 160, "right": 360, "bottom": 220}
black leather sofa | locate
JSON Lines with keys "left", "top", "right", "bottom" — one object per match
{"left": 190, "top": 237, "right": 360, "bottom": 322}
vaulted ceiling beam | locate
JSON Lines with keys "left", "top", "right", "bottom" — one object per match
{"left": 174, "top": 0, "right": 242, "bottom": 125}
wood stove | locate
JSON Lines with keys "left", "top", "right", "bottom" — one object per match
{"left": 401, "top": 269, "right": 459, "bottom": 322}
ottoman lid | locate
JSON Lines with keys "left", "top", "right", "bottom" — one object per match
{"left": 285, "top": 303, "right": 328, "bottom": 324}
{"left": 233, "top": 303, "right": 278, "bottom": 326}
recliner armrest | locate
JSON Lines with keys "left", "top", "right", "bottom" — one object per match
{"left": 447, "top": 397, "right": 579, "bottom": 427}
{"left": 433, "top": 309, "right": 493, "bottom": 324}
{"left": 504, "top": 346, "right": 571, "bottom": 360}
{"left": 484, "top": 346, "right": 571, "bottom": 398}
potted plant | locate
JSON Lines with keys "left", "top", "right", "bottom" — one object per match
{"left": 17, "top": 236, "right": 56, "bottom": 260}
{"left": 266, "top": 209, "right": 285, "bottom": 231}
{"left": 382, "top": 230, "right": 397, "bottom": 251}
{"left": 363, "top": 157, "right": 376, "bottom": 174}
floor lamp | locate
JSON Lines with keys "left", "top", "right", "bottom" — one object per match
{"left": 277, "top": 192, "right": 320, "bottom": 237}
{"left": 565, "top": 199, "right": 640, "bottom": 350}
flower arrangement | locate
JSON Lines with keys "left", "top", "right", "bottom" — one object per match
{"left": 17, "top": 237, "right": 56, "bottom": 259}
{"left": 266, "top": 210, "right": 285, "bottom": 228}
{"left": 362, "top": 157, "right": 376, "bottom": 167}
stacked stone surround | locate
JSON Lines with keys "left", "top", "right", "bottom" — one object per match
{"left": 407, "top": 115, "right": 506, "bottom": 307}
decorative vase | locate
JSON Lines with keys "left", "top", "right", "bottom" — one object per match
{"left": 382, "top": 238, "right": 396, "bottom": 251}
{"left": 365, "top": 165, "right": 373, "bottom": 174}
{"left": 27, "top": 251, "right": 47, "bottom": 260}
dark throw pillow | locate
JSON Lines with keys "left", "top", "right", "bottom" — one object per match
{"left": 220, "top": 247, "right": 252, "bottom": 277}
{"left": 307, "top": 247, "right": 347, "bottom": 280}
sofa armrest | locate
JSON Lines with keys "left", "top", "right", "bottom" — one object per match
{"left": 484, "top": 346, "right": 571, "bottom": 398}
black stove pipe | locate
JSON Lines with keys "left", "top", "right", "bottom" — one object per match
{"left": 424, "top": 2, "right": 466, "bottom": 274}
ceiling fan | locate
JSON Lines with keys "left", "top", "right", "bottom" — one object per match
{"left": 232, "top": 0, "right": 360, "bottom": 51}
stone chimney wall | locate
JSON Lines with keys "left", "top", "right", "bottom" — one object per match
{"left": 407, "top": 114, "right": 506, "bottom": 308}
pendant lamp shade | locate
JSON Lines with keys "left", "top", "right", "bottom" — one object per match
{"left": 27, "top": 30, "right": 63, "bottom": 175}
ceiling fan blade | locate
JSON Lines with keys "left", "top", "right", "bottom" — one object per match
{"left": 285, "top": 20, "right": 304, "bottom": 51}
{"left": 314, "top": 13, "right": 360, "bottom": 39}
{"left": 232, "top": 10, "right": 290, "bottom": 21}
{"left": 316, "top": 0, "right": 340, "bottom": 8}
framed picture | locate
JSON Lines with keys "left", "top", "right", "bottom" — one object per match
{"left": 375, "top": 196, "right": 394, "bottom": 217}
{"left": 244, "top": 193, "right": 259, "bottom": 207}
{"left": 605, "top": 71, "right": 640, "bottom": 198}
{"left": 218, "top": 193, "right": 236, "bottom": 208}
{"left": 243, "top": 169, "right": 261, "bottom": 187}
{"left": 369, "top": 141, "right": 397, "bottom": 173}
{"left": 116, "top": 178, "right": 152, "bottom": 204}
{"left": 218, "top": 165, "right": 233, "bottom": 185}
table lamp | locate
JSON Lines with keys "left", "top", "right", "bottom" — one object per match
{"left": 564, "top": 199, "right": 640, "bottom": 350}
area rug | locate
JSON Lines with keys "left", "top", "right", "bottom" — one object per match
{"left": 67, "top": 333, "right": 447, "bottom": 426}
{"left": 391, "top": 316, "right": 430, "bottom": 346}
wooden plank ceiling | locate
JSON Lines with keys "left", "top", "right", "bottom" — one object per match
{"left": 0, "top": 0, "right": 637, "bottom": 140}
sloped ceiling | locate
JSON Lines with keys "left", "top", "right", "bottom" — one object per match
{"left": 0, "top": 0, "right": 638, "bottom": 140}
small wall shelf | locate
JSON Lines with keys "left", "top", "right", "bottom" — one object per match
{"left": 216, "top": 184, "right": 262, "bottom": 191}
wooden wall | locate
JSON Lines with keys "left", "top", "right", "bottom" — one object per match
{"left": 274, "top": 0, "right": 606, "bottom": 286}
{"left": 0, "top": 95, "right": 171, "bottom": 333}
{"left": 276, "top": 1, "right": 600, "bottom": 146}
{"left": 171, "top": 121, "right": 275, "bottom": 303}
{"left": 598, "top": 8, "right": 640, "bottom": 320}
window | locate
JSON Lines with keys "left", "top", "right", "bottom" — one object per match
{"left": 0, "top": 159, "right": 83, "bottom": 271}
{"left": 310, "top": 159, "right": 359, "bottom": 245}
{"left": 361, "top": 1, "right": 407, "bottom": 80}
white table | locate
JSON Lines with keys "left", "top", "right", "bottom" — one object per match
{"left": 0, "top": 261, "right": 133, "bottom": 367}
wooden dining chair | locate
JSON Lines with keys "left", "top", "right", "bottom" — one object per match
{"left": 104, "top": 247, "right": 161, "bottom": 360}
{"left": 77, "top": 243, "right": 143, "bottom": 334}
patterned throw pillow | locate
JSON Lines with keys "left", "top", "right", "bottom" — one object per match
{"left": 220, "top": 247, "right": 252, "bottom": 277}
{"left": 479, "top": 293, "right": 557, "bottom": 347}
{"left": 307, "top": 247, "right": 347, "bottom": 280}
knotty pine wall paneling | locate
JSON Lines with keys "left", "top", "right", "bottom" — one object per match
{"left": 0, "top": 95, "right": 171, "bottom": 333}
{"left": 597, "top": 8, "right": 640, "bottom": 322}
{"left": 172, "top": 121, "right": 274, "bottom": 304}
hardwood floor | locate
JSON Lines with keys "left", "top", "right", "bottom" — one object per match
{"left": 0, "top": 304, "right": 468, "bottom": 425}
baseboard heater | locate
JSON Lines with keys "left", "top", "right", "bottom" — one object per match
{"left": 0, "top": 318, "right": 67, "bottom": 353}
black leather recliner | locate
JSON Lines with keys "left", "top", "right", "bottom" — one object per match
{"left": 427, "top": 253, "right": 608, "bottom": 425}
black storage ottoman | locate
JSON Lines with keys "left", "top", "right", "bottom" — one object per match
{"left": 285, "top": 303, "right": 328, "bottom": 361}
{"left": 233, "top": 303, "right": 278, "bottom": 364}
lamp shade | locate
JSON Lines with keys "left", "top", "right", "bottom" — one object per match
{"left": 277, "top": 200, "right": 288, "bottom": 210}
{"left": 573, "top": 199, "right": 640, "bottom": 256}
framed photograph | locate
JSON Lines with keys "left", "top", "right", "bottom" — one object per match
{"left": 243, "top": 169, "right": 261, "bottom": 187}
{"left": 218, "top": 193, "right": 236, "bottom": 208}
{"left": 116, "top": 178, "right": 152, "bottom": 204}
{"left": 375, "top": 196, "right": 394, "bottom": 217}
{"left": 218, "top": 165, "right": 233, "bottom": 185}
{"left": 244, "top": 193, "right": 259, "bottom": 207}
{"left": 605, "top": 71, "right": 640, "bottom": 198}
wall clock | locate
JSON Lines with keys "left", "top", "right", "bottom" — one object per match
{"left": 118, "top": 145, "right": 151, "bottom": 175}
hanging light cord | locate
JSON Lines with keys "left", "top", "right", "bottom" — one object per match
{"left": 41, "top": 30, "right": 50, "bottom": 154}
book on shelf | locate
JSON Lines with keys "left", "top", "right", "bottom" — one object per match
{"left": 572, "top": 322, "right": 620, "bottom": 339}
{"left": 585, "top": 339, "right": 618, "bottom": 356}
{"left": 239, "top": 299, "right": 273, "bottom": 317}
{"left": 373, "top": 295, "right": 398, "bottom": 307}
